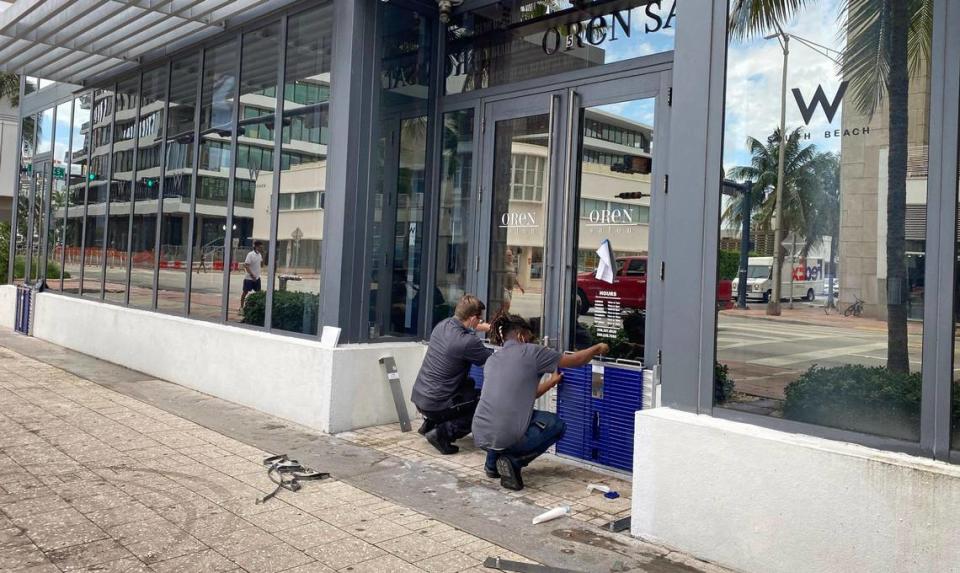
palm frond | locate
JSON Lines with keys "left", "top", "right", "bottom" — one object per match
{"left": 839, "top": 0, "right": 889, "bottom": 119}
{"left": 907, "top": 0, "right": 933, "bottom": 80}
{"left": 728, "top": 0, "right": 816, "bottom": 41}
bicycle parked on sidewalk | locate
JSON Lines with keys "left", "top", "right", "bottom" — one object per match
{"left": 843, "top": 295, "right": 864, "bottom": 318}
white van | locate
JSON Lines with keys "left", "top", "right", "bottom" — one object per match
{"left": 732, "top": 256, "right": 826, "bottom": 302}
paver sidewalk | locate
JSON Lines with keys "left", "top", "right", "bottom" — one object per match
{"left": 0, "top": 346, "right": 536, "bottom": 572}
{"left": 0, "top": 332, "right": 729, "bottom": 573}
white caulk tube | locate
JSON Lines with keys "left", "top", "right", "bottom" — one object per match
{"left": 532, "top": 506, "right": 570, "bottom": 525}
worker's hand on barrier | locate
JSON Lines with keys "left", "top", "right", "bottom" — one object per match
{"left": 595, "top": 343, "right": 610, "bottom": 356}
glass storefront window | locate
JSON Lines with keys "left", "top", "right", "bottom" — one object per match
{"left": 190, "top": 41, "right": 237, "bottom": 320}
{"left": 63, "top": 95, "right": 91, "bottom": 295}
{"left": 716, "top": 2, "right": 932, "bottom": 441}
{"left": 105, "top": 77, "right": 139, "bottom": 304}
{"left": 230, "top": 23, "right": 280, "bottom": 327}
{"left": 572, "top": 99, "right": 655, "bottom": 360}
{"left": 268, "top": 6, "right": 333, "bottom": 335}
{"left": 46, "top": 100, "right": 74, "bottom": 291}
{"left": 84, "top": 89, "right": 114, "bottom": 299}
{"left": 432, "top": 109, "right": 475, "bottom": 328}
{"left": 14, "top": 114, "right": 35, "bottom": 285}
{"left": 446, "top": 0, "right": 676, "bottom": 95}
{"left": 130, "top": 67, "right": 168, "bottom": 309}
{"left": 368, "top": 2, "right": 434, "bottom": 338}
{"left": 158, "top": 56, "right": 199, "bottom": 313}
{"left": 488, "top": 114, "right": 550, "bottom": 331}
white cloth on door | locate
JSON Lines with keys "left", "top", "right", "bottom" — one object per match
{"left": 595, "top": 239, "right": 615, "bottom": 284}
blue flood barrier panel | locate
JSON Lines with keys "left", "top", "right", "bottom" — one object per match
{"left": 556, "top": 364, "right": 595, "bottom": 462}
{"left": 556, "top": 362, "right": 643, "bottom": 473}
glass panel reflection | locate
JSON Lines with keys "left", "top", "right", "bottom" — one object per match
{"left": 14, "top": 114, "right": 35, "bottom": 285}
{"left": 446, "top": 0, "right": 676, "bottom": 95}
{"left": 157, "top": 55, "right": 199, "bottom": 313}
{"left": 266, "top": 7, "right": 333, "bottom": 335}
{"left": 46, "top": 100, "right": 74, "bottom": 291}
{"left": 230, "top": 23, "right": 280, "bottom": 326}
{"left": 488, "top": 113, "right": 550, "bottom": 336}
{"left": 63, "top": 95, "right": 91, "bottom": 294}
{"left": 368, "top": 2, "right": 433, "bottom": 338}
{"left": 104, "top": 77, "right": 138, "bottom": 303}
{"left": 130, "top": 67, "right": 167, "bottom": 309}
{"left": 189, "top": 41, "right": 237, "bottom": 319}
{"left": 716, "top": 2, "right": 930, "bottom": 441}
{"left": 83, "top": 89, "right": 114, "bottom": 298}
{"left": 432, "top": 109, "right": 475, "bottom": 328}
{"left": 572, "top": 99, "right": 655, "bottom": 360}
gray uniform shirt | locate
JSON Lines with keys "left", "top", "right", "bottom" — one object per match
{"left": 472, "top": 340, "right": 562, "bottom": 450}
{"left": 411, "top": 318, "right": 493, "bottom": 412}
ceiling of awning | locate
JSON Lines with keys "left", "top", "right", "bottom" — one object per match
{"left": 0, "top": 0, "right": 302, "bottom": 85}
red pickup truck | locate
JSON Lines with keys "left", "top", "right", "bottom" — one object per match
{"left": 576, "top": 256, "right": 734, "bottom": 313}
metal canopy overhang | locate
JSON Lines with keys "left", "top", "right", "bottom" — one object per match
{"left": 0, "top": 0, "right": 302, "bottom": 86}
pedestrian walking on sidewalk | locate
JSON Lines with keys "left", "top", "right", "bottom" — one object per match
{"left": 472, "top": 314, "right": 608, "bottom": 491}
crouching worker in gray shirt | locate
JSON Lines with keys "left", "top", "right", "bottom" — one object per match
{"left": 472, "top": 314, "right": 608, "bottom": 491}
{"left": 411, "top": 295, "right": 493, "bottom": 455}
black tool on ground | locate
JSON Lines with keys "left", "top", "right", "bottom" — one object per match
{"left": 256, "top": 454, "right": 329, "bottom": 504}
{"left": 604, "top": 516, "right": 631, "bottom": 533}
{"left": 483, "top": 557, "right": 585, "bottom": 573}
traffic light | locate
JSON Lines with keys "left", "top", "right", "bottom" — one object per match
{"left": 144, "top": 178, "right": 155, "bottom": 188}
{"left": 88, "top": 172, "right": 96, "bottom": 181}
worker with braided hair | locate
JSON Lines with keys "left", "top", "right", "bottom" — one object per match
{"left": 471, "top": 314, "right": 609, "bottom": 491}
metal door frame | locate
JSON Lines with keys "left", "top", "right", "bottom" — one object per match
{"left": 475, "top": 69, "right": 672, "bottom": 362}
{"left": 561, "top": 71, "right": 672, "bottom": 366}
{"left": 478, "top": 90, "right": 566, "bottom": 347}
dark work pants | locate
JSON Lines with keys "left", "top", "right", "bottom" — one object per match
{"left": 419, "top": 378, "right": 479, "bottom": 443}
{"left": 484, "top": 410, "right": 566, "bottom": 472}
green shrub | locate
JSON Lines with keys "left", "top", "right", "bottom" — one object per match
{"left": 714, "top": 361, "right": 735, "bottom": 403}
{"left": 241, "top": 290, "right": 319, "bottom": 335}
{"left": 783, "top": 365, "right": 924, "bottom": 438}
{"left": 717, "top": 250, "right": 741, "bottom": 281}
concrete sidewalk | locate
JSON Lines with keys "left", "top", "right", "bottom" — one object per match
{"left": 0, "top": 329, "right": 728, "bottom": 573}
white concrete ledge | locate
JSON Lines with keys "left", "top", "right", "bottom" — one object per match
{"left": 30, "top": 292, "right": 426, "bottom": 433}
{"left": 632, "top": 408, "right": 960, "bottom": 573}
{"left": 0, "top": 284, "right": 15, "bottom": 330}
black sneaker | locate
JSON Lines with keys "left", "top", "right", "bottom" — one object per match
{"left": 484, "top": 465, "right": 500, "bottom": 479}
{"left": 417, "top": 419, "right": 436, "bottom": 435}
{"left": 495, "top": 456, "right": 523, "bottom": 491}
{"left": 424, "top": 428, "right": 459, "bottom": 455}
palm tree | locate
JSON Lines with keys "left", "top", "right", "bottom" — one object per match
{"left": 729, "top": 0, "right": 932, "bottom": 373}
{"left": 726, "top": 128, "right": 832, "bottom": 263}
{"left": 0, "top": 72, "right": 18, "bottom": 106}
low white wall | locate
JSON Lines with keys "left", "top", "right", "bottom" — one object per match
{"left": 0, "top": 284, "right": 15, "bottom": 330}
{"left": 632, "top": 408, "right": 960, "bottom": 573}
{"left": 31, "top": 293, "right": 426, "bottom": 433}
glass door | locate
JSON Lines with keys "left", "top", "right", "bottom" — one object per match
{"left": 479, "top": 92, "right": 564, "bottom": 345}
{"left": 564, "top": 73, "right": 670, "bottom": 365}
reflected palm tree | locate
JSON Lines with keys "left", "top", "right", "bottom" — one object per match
{"left": 726, "top": 128, "right": 836, "bottom": 263}
{"left": 729, "top": 0, "right": 933, "bottom": 373}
